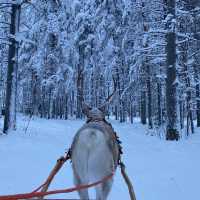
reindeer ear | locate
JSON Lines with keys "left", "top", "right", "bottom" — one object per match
{"left": 98, "top": 105, "right": 106, "bottom": 113}
{"left": 82, "top": 103, "right": 92, "bottom": 116}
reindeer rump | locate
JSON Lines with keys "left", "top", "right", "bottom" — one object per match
{"left": 71, "top": 122, "right": 119, "bottom": 184}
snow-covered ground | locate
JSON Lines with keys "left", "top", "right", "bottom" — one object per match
{"left": 0, "top": 115, "right": 200, "bottom": 200}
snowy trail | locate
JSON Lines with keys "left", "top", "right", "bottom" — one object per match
{"left": 0, "top": 116, "right": 200, "bottom": 200}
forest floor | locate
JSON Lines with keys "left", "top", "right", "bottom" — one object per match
{"left": 0, "top": 115, "right": 200, "bottom": 200}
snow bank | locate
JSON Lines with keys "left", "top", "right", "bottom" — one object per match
{"left": 0, "top": 115, "right": 200, "bottom": 200}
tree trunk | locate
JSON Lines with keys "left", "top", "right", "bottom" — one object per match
{"left": 76, "top": 65, "right": 84, "bottom": 119}
{"left": 130, "top": 104, "right": 134, "bottom": 124}
{"left": 76, "top": 43, "right": 84, "bottom": 119}
{"left": 141, "top": 90, "right": 147, "bottom": 125}
{"left": 157, "top": 82, "right": 162, "bottom": 127}
{"left": 165, "top": 0, "right": 179, "bottom": 140}
{"left": 64, "top": 94, "right": 68, "bottom": 120}
{"left": 179, "top": 100, "right": 184, "bottom": 130}
{"left": 3, "top": 3, "right": 19, "bottom": 133}
{"left": 147, "top": 65, "right": 153, "bottom": 129}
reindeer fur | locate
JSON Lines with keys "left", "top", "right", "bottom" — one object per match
{"left": 71, "top": 118, "right": 119, "bottom": 200}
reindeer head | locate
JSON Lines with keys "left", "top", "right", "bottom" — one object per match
{"left": 81, "top": 77, "right": 117, "bottom": 122}
{"left": 82, "top": 104, "right": 106, "bottom": 121}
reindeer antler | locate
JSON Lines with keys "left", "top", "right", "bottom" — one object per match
{"left": 99, "top": 76, "right": 117, "bottom": 110}
{"left": 77, "top": 68, "right": 91, "bottom": 116}
{"left": 105, "top": 77, "right": 117, "bottom": 103}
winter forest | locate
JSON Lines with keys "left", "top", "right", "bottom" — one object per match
{"left": 0, "top": 0, "right": 200, "bottom": 138}
{"left": 0, "top": 0, "right": 200, "bottom": 200}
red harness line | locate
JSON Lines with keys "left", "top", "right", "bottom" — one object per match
{"left": 0, "top": 173, "right": 114, "bottom": 200}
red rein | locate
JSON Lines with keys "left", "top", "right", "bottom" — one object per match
{"left": 0, "top": 172, "right": 114, "bottom": 200}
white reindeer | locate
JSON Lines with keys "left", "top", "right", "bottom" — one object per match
{"left": 71, "top": 84, "right": 119, "bottom": 200}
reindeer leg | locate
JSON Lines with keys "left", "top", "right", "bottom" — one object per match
{"left": 73, "top": 172, "right": 89, "bottom": 200}
{"left": 102, "top": 179, "right": 113, "bottom": 200}
{"left": 95, "top": 179, "right": 113, "bottom": 200}
{"left": 95, "top": 185, "right": 103, "bottom": 200}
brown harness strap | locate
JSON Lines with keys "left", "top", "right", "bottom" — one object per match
{"left": 86, "top": 118, "right": 123, "bottom": 164}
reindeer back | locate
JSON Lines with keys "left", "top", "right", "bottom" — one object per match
{"left": 71, "top": 121, "right": 119, "bottom": 169}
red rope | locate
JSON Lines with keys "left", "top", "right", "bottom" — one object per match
{"left": 31, "top": 181, "right": 48, "bottom": 193}
{"left": 0, "top": 173, "right": 114, "bottom": 200}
